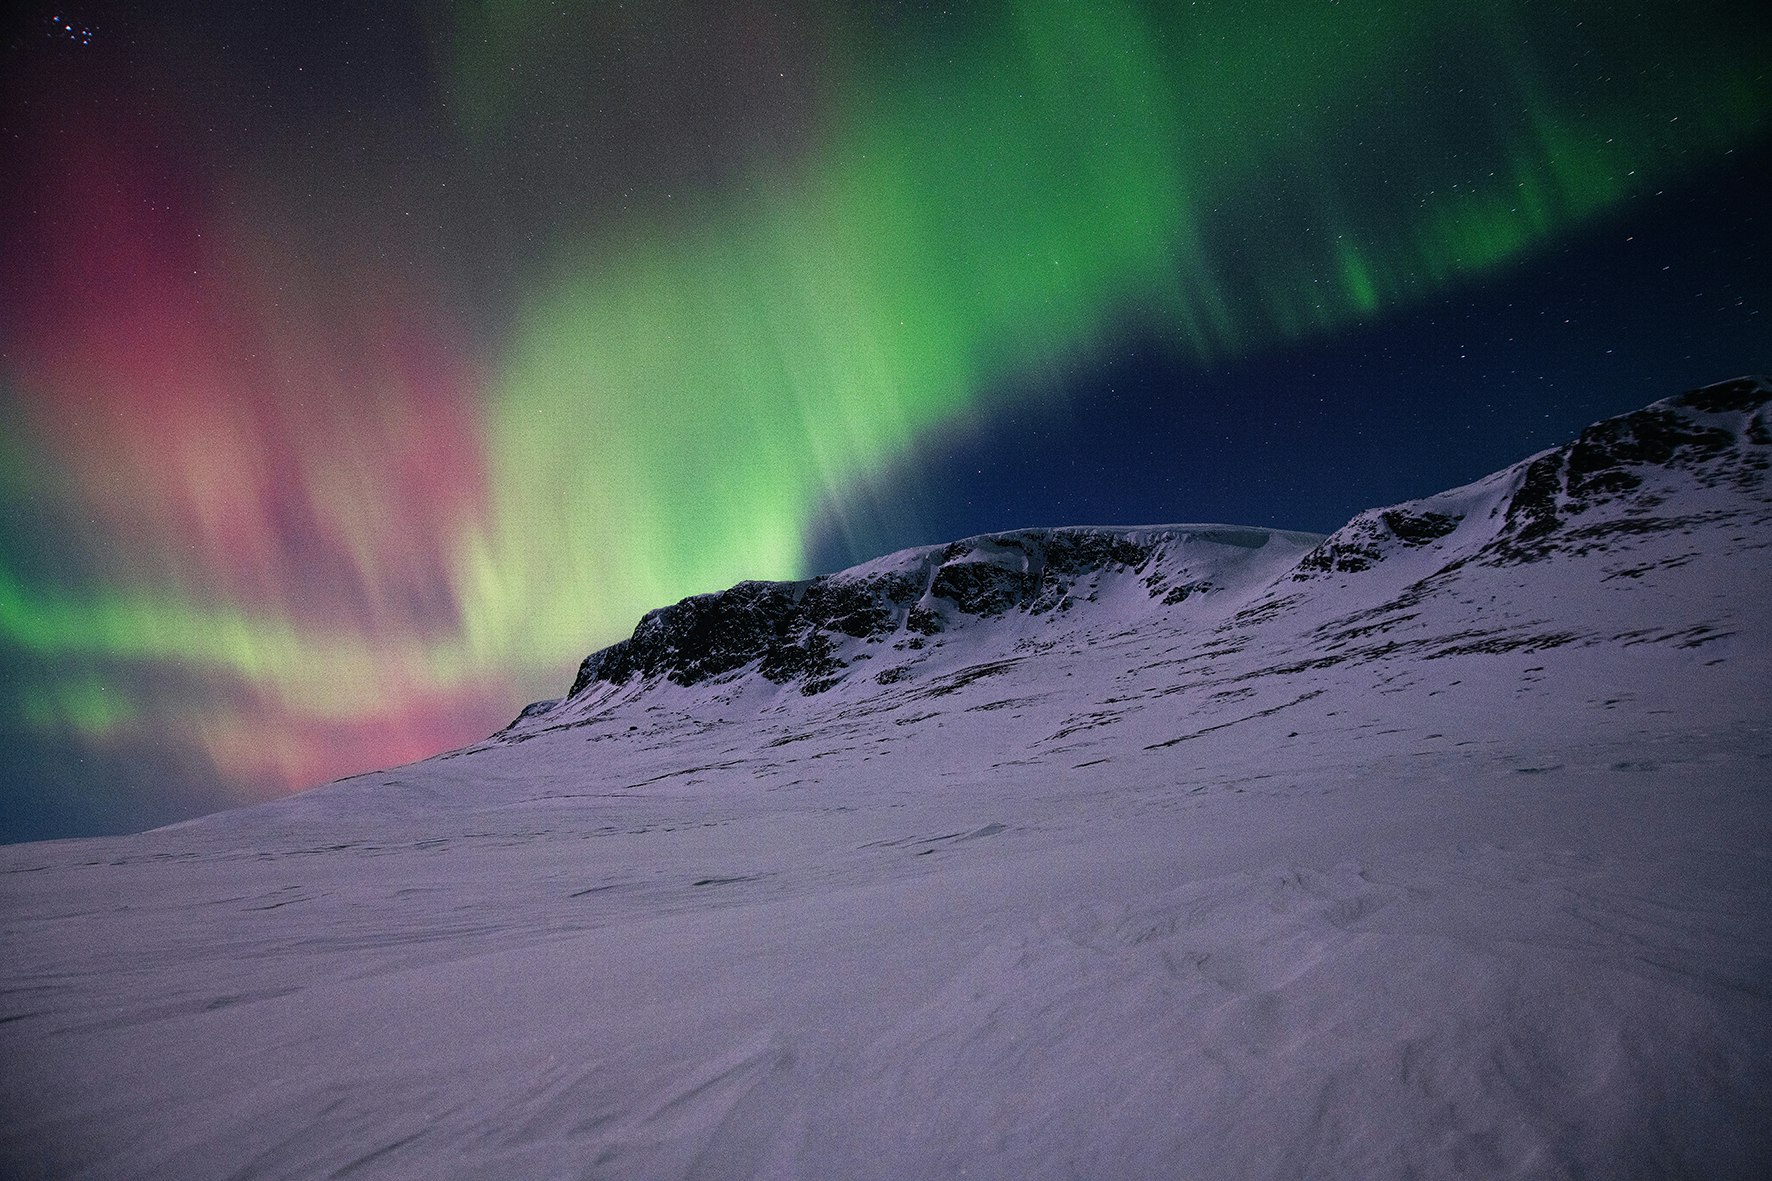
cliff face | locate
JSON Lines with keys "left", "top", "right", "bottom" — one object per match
{"left": 565, "top": 525, "right": 1322, "bottom": 698}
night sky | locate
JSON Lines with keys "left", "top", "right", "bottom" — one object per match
{"left": 2, "top": 1, "right": 1767, "bottom": 843}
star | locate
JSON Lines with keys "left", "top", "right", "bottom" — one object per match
{"left": 47, "top": 13, "right": 95, "bottom": 44}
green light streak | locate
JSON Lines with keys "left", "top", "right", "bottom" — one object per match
{"left": 19, "top": 676, "right": 137, "bottom": 736}
{"left": 0, "top": 563, "right": 486, "bottom": 720}
{"left": 453, "top": 0, "right": 1770, "bottom": 667}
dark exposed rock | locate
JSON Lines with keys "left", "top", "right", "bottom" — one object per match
{"left": 569, "top": 580, "right": 807, "bottom": 693}
{"left": 906, "top": 605, "right": 945, "bottom": 635}
{"left": 930, "top": 559, "right": 1029, "bottom": 616}
{"left": 567, "top": 566, "right": 932, "bottom": 695}
{"left": 1293, "top": 521, "right": 1383, "bottom": 577}
{"left": 1289, "top": 377, "right": 1769, "bottom": 578}
{"left": 1487, "top": 378, "right": 1769, "bottom": 564}
{"left": 758, "top": 631, "right": 843, "bottom": 685}
{"left": 1563, "top": 408, "right": 1731, "bottom": 498}
{"left": 1380, "top": 510, "right": 1461, "bottom": 545}
{"left": 1042, "top": 532, "right": 1156, "bottom": 575}
{"left": 801, "top": 574, "right": 918, "bottom": 638}
{"left": 568, "top": 527, "right": 1180, "bottom": 695}
{"left": 1500, "top": 453, "right": 1566, "bottom": 550}
{"left": 1293, "top": 508, "right": 1461, "bottom": 580}
{"left": 1162, "top": 580, "right": 1214, "bottom": 605}
{"left": 1674, "top": 376, "right": 1768, "bottom": 415}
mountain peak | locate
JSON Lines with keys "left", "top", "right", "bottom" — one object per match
{"left": 526, "top": 376, "right": 1769, "bottom": 730}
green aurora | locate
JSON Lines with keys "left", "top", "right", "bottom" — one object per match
{"left": 1, "top": 0, "right": 1766, "bottom": 809}
{"left": 449, "top": 0, "right": 1769, "bottom": 669}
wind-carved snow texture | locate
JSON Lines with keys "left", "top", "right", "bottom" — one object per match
{"left": 3, "top": 378, "right": 1771, "bottom": 1179}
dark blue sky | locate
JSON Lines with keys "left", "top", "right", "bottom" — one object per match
{"left": 809, "top": 141, "right": 1769, "bottom": 571}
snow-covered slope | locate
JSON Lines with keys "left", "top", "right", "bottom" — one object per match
{"left": 3, "top": 378, "right": 1770, "bottom": 1180}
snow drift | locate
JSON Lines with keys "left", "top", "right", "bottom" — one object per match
{"left": 3, "top": 378, "right": 1770, "bottom": 1179}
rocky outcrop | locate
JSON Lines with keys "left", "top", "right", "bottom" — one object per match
{"left": 1294, "top": 376, "right": 1771, "bottom": 578}
{"left": 567, "top": 578, "right": 870, "bottom": 694}
{"left": 1293, "top": 509, "right": 1464, "bottom": 578}
{"left": 1485, "top": 376, "right": 1770, "bottom": 564}
{"left": 567, "top": 528, "right": 1202, "bottom": 696}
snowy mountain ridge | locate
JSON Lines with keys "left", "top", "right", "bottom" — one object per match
{"left": 530, "top": 522, "right": 1322, "bottom": 718}
{"left": 504, "top": 374, "right": 1771, "bottom": 740}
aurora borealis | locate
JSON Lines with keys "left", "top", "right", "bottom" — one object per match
{"left": 3, "top": 1, "right": 1768, "bottom": 841}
